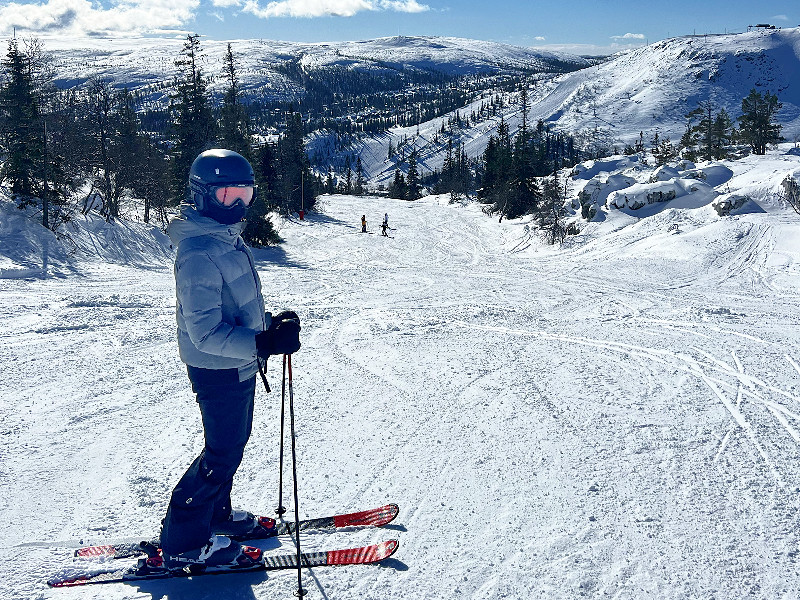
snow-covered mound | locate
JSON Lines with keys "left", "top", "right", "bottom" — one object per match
{"left": 0, "top": 194, "right": 173, "bottom": 278}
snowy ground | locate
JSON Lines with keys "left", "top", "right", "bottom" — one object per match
{"left": 3, "top": 153, "right": 800, "bottom": 599}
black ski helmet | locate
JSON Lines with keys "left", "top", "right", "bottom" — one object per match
{"left": 189, "top": 149, "right": 255, "bottom": 214}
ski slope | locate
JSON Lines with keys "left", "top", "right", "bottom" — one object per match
{"left": 2, "top": 162, "right": 800, "bottom": 598}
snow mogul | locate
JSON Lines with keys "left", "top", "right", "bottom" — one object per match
{"left": 161, "top": 149, "right": 301, "bottom": 570}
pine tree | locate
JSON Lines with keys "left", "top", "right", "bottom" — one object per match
{"left": 711, "top": 108, "right": 733, "bottom": 159}
{"left": 244, "top": 142, "right": 281, "bottom": 246}
{"left": 406, "top": 149, "right": 421, "bottom": 200}
{"left": 652, "top": 137, "right": 677, "bottom": 166}
{"left": 388, "top": 169, "right": 407, "bottom": 200}
{"left": 219, "top": 43, "right": 251, "bottom": 158}
{"left": 276, "top": 112, "right": 313, "bottom": 213}
{"left": 86, "top": 78, "right": 121, "bottom": 219}
{"left": 537, "top": 171, "right": 568, "bottom": 245}
{"left": 0, "top": 38, "right": 44, "bottom": 201}
{"left": 354, "top": 156, "right": 366, "bottom": 195}
{"left": 738, "top": 89, "right": 782, "bottom": 155}
{"left": 169, "top": 34, "right": 216, "bottom": 204}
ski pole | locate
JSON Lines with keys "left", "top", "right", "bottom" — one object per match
{"left": 287, "top": 354, "right": 307, "bottom": 597}
{"left": 275, "top": 355, "right": 287, "bottom": 516}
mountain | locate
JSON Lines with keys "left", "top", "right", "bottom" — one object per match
{"left": 43, "top": 35, "right": 591, "bottom": 102}
{"left": 524, "top": 27, "right": 800, "bottom": 143}
{"left": 340, "top": 27, "right": 800, "bottom": 185}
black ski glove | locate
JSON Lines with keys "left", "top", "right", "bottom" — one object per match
{"left": 256, "top": 317, "right": 301, "bottom": 358}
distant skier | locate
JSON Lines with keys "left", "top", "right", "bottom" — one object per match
{"left": 161, "top": 149, "right": 301, "bottom": 571}
{"left": 380, "top": 219, "right": 389, "bottom": 237}
{"left": 361, "top": 214, "right": 367, "bottom": 233}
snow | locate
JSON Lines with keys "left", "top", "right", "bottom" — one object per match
{"left": 3, "top": 150, "right": 800, "bottom": 599}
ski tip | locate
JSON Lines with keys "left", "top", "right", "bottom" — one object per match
{"left": 376, "top": 539, "right": 400, "bottom": 562}
{"left": 74, "top": 545, "right": 115, "bottom": 558}
{"left": 333, "top": 503, "right": 400, "bottom": 529}
{"left": 48, "top": 573, "right": 91, "bottom": 587}
{"left": 326, "top": 539, "right": 399, "bottom": 565}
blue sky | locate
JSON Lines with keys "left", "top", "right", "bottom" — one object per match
{"left": 1, "top": 0, "right": 797, "bottom": 54}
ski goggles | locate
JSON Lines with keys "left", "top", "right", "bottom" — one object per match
{"left": 211, "top": 185, "right": 256, "bottom": 208}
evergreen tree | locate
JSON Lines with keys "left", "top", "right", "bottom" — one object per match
{"left": 687, "top": 100, "right": 715, "bottom": 161}
{"left": 406, "top": 149, "right": 421, "bottom": 200}
{"left": 326, "top": 168, "right": 335, "bottom": 194}
{"left": 652, "top": 137, "right": 677, "bottom": 166}
{"left": 711, "top": 108, "right": 733, "bottom": 159}
{"left": 388, "top": 169, "right": 407, "bottom": 200}
{"left": 342, "top": 155, "right": 353, "bottom": 195}
{"left": 537, "top": 171, "right": 568, "bottom": 245}
{"left": 219, "top": 43, "right": 251, "bottom": 158}
{"left": 169, "top": 34, "right": 216, "bottom": 204}
{"left": 634, "top": 131, "right": 645, "bottom": 154}
{"left": 354, "top": 156, "right": 366, "bottom": 195}
{"left": 276, "top": 112, "right": 314, "bottom": 213}
{"left": 738, "top": 89, "right": 782, "bottom": 155}
{"left": 243, "top": 141, "right": 281, "bottom": 246}
{"left": 0, "top": 38, "right": 44, "bottom": 201}
{"left": 86, "top": 78, "right": 121, "bottom": 218}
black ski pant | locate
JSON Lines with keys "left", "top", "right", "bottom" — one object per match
{"left": 160, "top": 366, "right": 256, "bottom": 556}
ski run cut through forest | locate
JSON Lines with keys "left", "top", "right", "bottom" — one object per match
{"left": 2, "top": 142, "right": 800, "bottom": 598}
{"left": 2, "top": 24, "right": 800, "bottom": 600}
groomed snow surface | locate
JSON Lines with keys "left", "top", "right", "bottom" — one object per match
{"left": 3, "top": 150, "right": 800, "bottom": 599}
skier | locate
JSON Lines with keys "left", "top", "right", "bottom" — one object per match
{"left": 361, "top": 214, "right": 367, "bottom": 233}
{"left": 380, "top": 220, "right": 389, "bottom": 237}
{"left": 161, "top": 149, "right": 301, "bottom": 571}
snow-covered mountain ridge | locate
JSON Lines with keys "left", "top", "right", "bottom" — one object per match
{"left": 526, "top": 27, "right": 800, "bottom": 143}
{"left": 42, "top": 35, "right": 590, "bottom": 100}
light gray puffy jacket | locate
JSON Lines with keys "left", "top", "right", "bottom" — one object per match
{"left": 167, "top": 206, "right": 268, "bottom": 375}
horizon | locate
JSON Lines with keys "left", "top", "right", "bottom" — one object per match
{"left": 2, "top": 0, "right": 798, "bottom": 56}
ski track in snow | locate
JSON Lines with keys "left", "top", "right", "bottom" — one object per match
{"left": 2, "top": 193, "right": 800, "bottom": 599}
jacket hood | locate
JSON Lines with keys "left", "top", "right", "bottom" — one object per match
{"left": 168, "top": 204, "right": 247, "bottom": 246}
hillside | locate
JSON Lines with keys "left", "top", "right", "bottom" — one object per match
{"left": 43, "top": 35, "right": 590, "bottom": 103}
{"left": 338, "top": 27, "right": 800, "bottom": 186}
{"left": 517, "top": 27, "right": 800, "bottom": 144}
{"left": 2, "top": 146, "right": 800, "bottom": 598}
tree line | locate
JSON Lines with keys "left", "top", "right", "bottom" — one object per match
{"left": 0, "top": 35, "right": 323, "bottom": 246}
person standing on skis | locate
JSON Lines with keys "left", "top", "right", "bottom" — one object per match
{"left": 361, "top": 214, "right": 367, "bottom": 233}
{"left": 161, "top": 149, "right": 301, "bottom": 571}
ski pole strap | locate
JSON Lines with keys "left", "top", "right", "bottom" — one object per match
{"left": 257, "top": 357, "right": 271, "bottom": 393}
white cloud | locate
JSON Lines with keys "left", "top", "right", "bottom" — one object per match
{"left": 211, "top": 0, "right": 243, "bottom": 7}
{"left": 0, "top": 0, "right": 199, "bottom": 36}
{"left": 242, "top": 0, "right": 428, "bottom": 19}
{"left": 771, "top": 14, "right": 789, "bottom": 21}
{"left": 377, "top": 0, "right": 428, "bottom": 12}
{"left": 611, "top": 32, "right": 645, "bottom": 40}
{"left": 534, "top": 36, "right": 545, "bottom": 41}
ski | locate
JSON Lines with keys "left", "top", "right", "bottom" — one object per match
{"left": 74, "top": 503, "right": 399, "bottom": 560}
{"left": 49, "top": 539, "right": 399, "bottom": 587}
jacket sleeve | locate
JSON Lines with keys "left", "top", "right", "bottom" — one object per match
{"left": 175, "top": 252, "right": 258, "bottom": 360}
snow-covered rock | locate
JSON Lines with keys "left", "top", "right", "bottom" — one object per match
{"left": 570, "top": 155, "right": 641, "bottom": 180}
{"left": 712, "top": 192, "right": 751, "bottom": 216}
{"left": 606, "top": 176, "right": 718, "bottom": 211}
{"left": 578, "top": 173, "right": 637, "bottom": 208}
{"left": 681, "top": 163, "right": 734, "bottom": 187}
{"left": 607, "top": 180, "right": 680, "bottom": 210}
{"left": 649, "top": 165, "right": 681, "bottom": 182}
